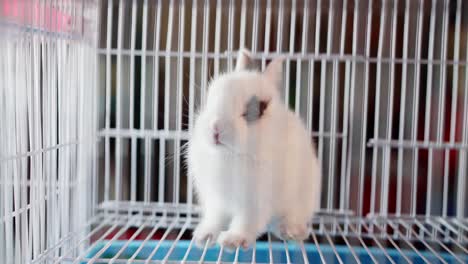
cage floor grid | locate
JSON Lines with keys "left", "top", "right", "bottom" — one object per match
{"left": 34, "top": 205, "right": 468, "bottom": 263}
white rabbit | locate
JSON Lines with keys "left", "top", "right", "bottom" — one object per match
{"left": 186, "top": 49, "right": 321, "bottom": 250}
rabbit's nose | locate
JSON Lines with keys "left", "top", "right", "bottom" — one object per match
{"left": 212, "top": 122, "right": 221, "bottom": 144}
{"left": 213, "top": 131, "right": 220, "bottom": 144}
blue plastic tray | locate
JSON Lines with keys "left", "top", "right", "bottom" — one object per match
{"left": 85, "top": 240, "right": 466, "bottom": 263}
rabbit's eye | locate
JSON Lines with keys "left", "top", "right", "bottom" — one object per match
{"left": 242, "top": 96, "right": 269, "bottom": 123}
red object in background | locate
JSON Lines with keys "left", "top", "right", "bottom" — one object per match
{"left": 2, "top": 0, "right": 73, "bottom": 33}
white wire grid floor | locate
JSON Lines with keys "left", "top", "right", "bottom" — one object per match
{"left": 32, "top": 202, "right": 468, "bottom": 264}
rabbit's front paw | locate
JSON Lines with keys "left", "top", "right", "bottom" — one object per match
{"left": 193, "top": 224, "right": 221, "bottom": 248}
{"left": 217, "top": 230, "right": 252, "bottom": 250}
{"left": 279, "top": 222, "right": 309, "bottom": 241}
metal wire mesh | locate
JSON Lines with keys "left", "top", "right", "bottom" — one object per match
{"left": 94, "top": 0, "right": 468, "bottom": 218}
{"left": 1, "top": 0, "right": 468, "bottom": 263}
{"left": 33, "top": 206, "right": 468, "bottom": 263}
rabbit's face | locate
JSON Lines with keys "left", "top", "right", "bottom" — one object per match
{"left": 198, "top": 72, "right": 274, "bottom": 153}
{"left": 193, "top": 50, "right": 283, "bottom": 154}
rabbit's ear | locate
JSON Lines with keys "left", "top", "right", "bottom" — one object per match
{"left": 263, "top": 57, "right": 284, "bottom": 86}
{"left": 235, "top": 48, "right": 253, "bottom": 71}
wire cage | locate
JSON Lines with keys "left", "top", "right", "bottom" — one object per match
{"left": 1, "top": 0, "right": 468, "bottom": 263}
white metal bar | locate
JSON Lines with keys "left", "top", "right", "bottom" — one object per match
{"left": 275, "top": 0, "right": 284, "bottom": 69}
{"left": 4, "top": 40, "right": 15, "bottom": 264}
{"left": 251, "top": 241, "right": 256, "bottom": 264}
{"left": 0, "top": 141, "right": 79, "bottom": 163}
{"left": 411, "top": 219, "right": 466, "bottom": 262}
{"left": 239, "top": 0, "right": 247, "bottom": 50}
{"left": 251, "top": 0, "right": 260, "bottom": 53}
{"left": 53, "top": 215, "right": 119, "bottom": 263}
{"left": 285, "top": 0, "right": 296, "bottom": 105}
{"left": 370, "top": 0, "right": 388, "bottom": 215}
{"left": 181, "top": 237, "right": 195, "bottom": 264}
{"left": 129, "top": 0, "right": 138, "bottom": 202}
{"left": 45, "top": 27, "right": 54, "bottom": 259}
{"left": 451, "top": 218, "right": 468, "bottom": 235}
{"left": 214, "top": 0, "right": 221, "bottom": 77}
{"left": 298, "top": 242, "right": 309, "bottom": 264}
{"left": 92, "top": 0, "right": 101, "bottom": 215}
{"left": 109, "top": 216, "right": 155, "bottom": 262}
{"left": 161, "top": 0, "right": 175, "bottom": 203}
{"left": 153, "top": 0, "right": 162, "bottom": 134}
{"left": 318, "top": 1, "right": 334, "bottom": 201}
{"left": 378, "top": 220, "right": 430, "bottom": 264}
{"left": 322, "top": 223, "right": 344, "bottom": 264}
{"left": 30, "top": 207, "right": 104, "bottom": 262}
{"left": 457, "top": 0, "right": 468, "bottom": 219}
{"left": 31, "top": 19, "right": 41, "bottom": 264}
{"left": 310, "top": 229, "right": 325, "bottom": 264}
{"left": 347, "top": 221, "right": 379, "bottom": 263}
{"left": 37, "top": 30, "right": 46, "bottom": 258}
{"left": 282, "top": 240, "right": 291, "bottom": 264}
{"left": 396, "top": 0, "right": 411, "bottom": 216}
{"left": 141, "top": 0, "right": 152, "bottom": 203}
{"left": 391, "top": 219, "right": 449, "bottom": 264}
{"left": 227, "top": 0, "right": 235, "bottom": 71}
{"left": 267, "top": 233, "right": 273, "bottom": 264}
{"left": 359, "top": 221, "right": 397, "bottom": 264}
{"left": 200, "top": 0, "right": 210, "bottom": 105}
{"left": 94, "top": 48, "right": 468, "bottom": 65}
{"left": 444, "top": 0, "right": 462, "bottom": 218}
{"left": 115, "top": 0, "right": 125, "bottom": 201}
{"left": 144, "top": 218, "right": 179, "bottom": 262}
{"left": 452, "top": 219, "right": 468, "bottom": 242}
{"left": 294, "top": 0, "right": 309, "bottom": 115}
{"left": 437, "top": 0, "right": 450, "bottom": 217}
{"left": 435, "top": 218, "right": 468, "bottom": 240}
{"left": 187, "top": 0, "right": 198, "bottom": 206}
{"left": 128, "top": 216, "right": 167, "bottom": 262}
{"left": 233, "top": 246, "right": 241, "bottom": 264}
{"left": 261, "top": 0, "right": 271, "bottom": 70}
{"left": 335, "top": 221, "right": 361, "bottom": 264}
{"left": 188, "top": 0, "right": 198, "bottom": 133}
{"left": 104, "top": 0, "right": 114, "bottom": 202}
{"left": 328, "top": 0, "right": 341, "bottom": 211}
{"left": 410, "top": 0, "right": 425, "bottom": 217}
{"left": 25, "top": 34, "right": 35, "bottom": 258}
{"left": 32, "top": 215, "right": 106, "bottom": 263}
{"left": 338, "top": 0, "right": 350, "bottom": 211}
{"left": 370, "top": 220, "right": 412, "bottom": 264}
{"left": 60, "top": 30, "right": 72, "bottom": 259}
{"left": 422, "top": 220, "right": 468, "bottom": 254}
{"left": 381, "top": 0, "right": 399, "bottom": 216}
{"left": 173, "top": 0, "right": 186, "bottom": 204}
{"left": 355, "top": 0, "right": 373, "bottom": 217}
{"left": 368, "top": 139, "right": 468, "bottom": 150}
{"left": 161, "top": 219, "right": 191, "bottom": 263}
{"left": 97, "top": 128, "right": 345, "bottom": 141}
{"left": 88, "top": 217, "right": 139, "bottom": 263}
{"left": 198, "top": 236, "right": 211, "bottom": 264}
{"left": 9, "top": 15, "right": 18, "bottom": 264}
{"left": 44, "top": 30, "right": 54, "bottom": 257}
{"left": 156, "top": 0, "right": 164, "bottom": 205}
{"left": 93, "top": 47, "right": 468, "bottom": 64}
{"left": 424, "top": 0, "right": 438, "bottom": 217}
{"left": 139, "top": 0, "right": 149, "bottom": 131}
{"left": 71, "top": 219, "right": 127, "bottom": 264}
{"left": 216, "top": 245, "right": 224, "bottom": 264}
